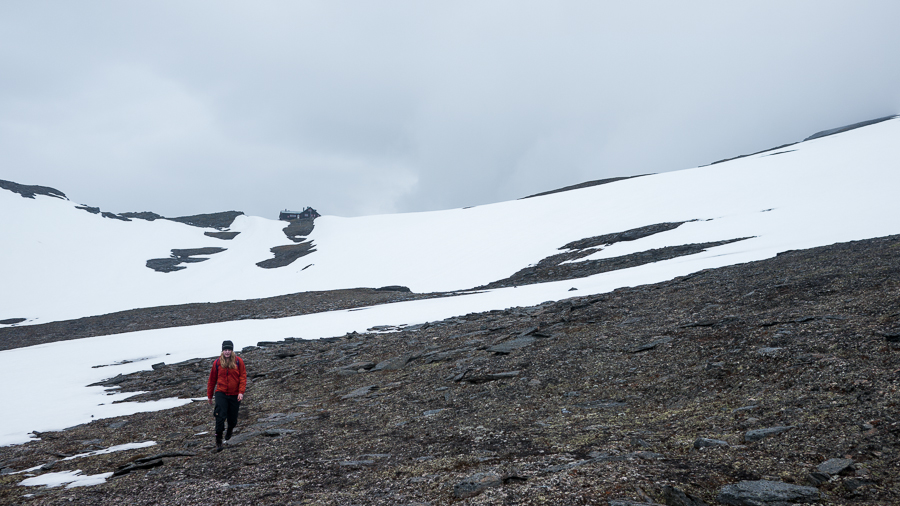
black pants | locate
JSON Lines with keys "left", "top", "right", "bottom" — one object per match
{"left": 213, "top": 392, "right": 240, "bottom": 436}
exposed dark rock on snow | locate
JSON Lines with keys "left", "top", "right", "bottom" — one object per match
{"left": 282, "top": 218, "right": 315, "bottom": 242}
{"left": 166, "top": 211, "right": 244, "bottom": 230}
{"left": 146, "top": 247, "right": 227, "bottom": 273}
{"left": 75, "top": 205, "right": 131, "bottom": 221}
{"left": 75, "top": 205, "right": 125, "bottom": 221}
{"left": 78, "top": 206, "right": 246, "bottom": 228}
{"left": 3, "top": 234, "right": 900, "bottom": 504}
{"left": 706, "top": 115, "right": 899, "bottom": 166}
{"left": 561, "top": 221, "right": 687, "bottom": 250}
{"left": 119, "top": 211, "right": 164, "bottom": 221}
{"left": 520, "top": 175, "right": 649, "bottom": 199}
{"left": 804, "top": 115, "right": 898, "bottom": 141}
{"left": 123, "top": 211, "right": 244, "bottom": 232}
{"left": 705, "top": 142, "right": 800, "bottom": 166}
{"left": 0, "top": 318, "right": 26, "bottom": 325}
{"left": 478, "top": 235, "right": 749, "bottom": 289}
{"left": 0, "top": 179, "right": 66, "bottom": 200}
{"left": 255, "top": 241, "right": 316, "bottom": 269}
{"left": 203, "top": 231, "right": 240, "bottom": 240}
{"left": 145, "top": 258, "right": 186, "bottom": 273}
{"left": 170, "top": 247, "right": 227, "bottom": 258}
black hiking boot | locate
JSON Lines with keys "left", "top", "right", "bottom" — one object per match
{"left": 225, "top": 426, "right": 233, "bottom": 442}
{"left": 215, "top": 433, "right": 224, "bottom": 452}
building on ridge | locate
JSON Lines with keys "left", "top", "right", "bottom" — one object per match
{"left": 279, "top": 207, "right": 320, "bottom": 221}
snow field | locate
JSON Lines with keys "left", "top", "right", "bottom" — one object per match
{"left": 1, "top": 118, "right": 899, "bottom": 325}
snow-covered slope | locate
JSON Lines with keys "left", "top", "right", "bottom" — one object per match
{"left": 3, "top": 117, "right": 900, "bottom": 326}
{"left": 2, "top": 117, "right": 900, "bottom": 446}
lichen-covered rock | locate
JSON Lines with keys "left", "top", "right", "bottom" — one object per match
{"left": 817, "top": 457, "right": 854, "bottom": 475}
{"left": 453, "top": 472, "right": 502, "bottom": 498}
{"left": 744, "top": 426, "right": 794, "bottom": 443}
{"left": 694, "top": 437, "right": 729, "bottom": 449}
{"left": 718, "top": 480, "right": 819, "bottom": 505}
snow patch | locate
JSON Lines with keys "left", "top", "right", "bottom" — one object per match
{"left": 19, "top": 470, "right": 114, "bottom": 488}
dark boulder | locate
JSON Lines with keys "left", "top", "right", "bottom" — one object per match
{"left": 718, "top": 480, "right": 818, "bottom": 505}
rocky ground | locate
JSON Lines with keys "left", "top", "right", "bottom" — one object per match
{"left": 1, "top": 235, "right": 900, "bottom": 505}
{"left": 0, "top": 288, "right": 433, "bottom": 351}
{"left": 476, "top": 221, "right": 750, "bottom": 290}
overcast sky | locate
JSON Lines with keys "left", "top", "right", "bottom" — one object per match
{"left": 1, "top": 1, "right": 899, "bottom": 219}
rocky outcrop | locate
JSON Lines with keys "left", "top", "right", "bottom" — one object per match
{"left": 122, "top": 211, "right": 244, "bottom": 231}
{"left": 203, "top": 231, "right": 240, "bottom": 240}
{"left": 0, "top": 179, "right": 66, "bottom": 200}
{"left": 520, "top": 174, "right": 648, "bottom": 199}
{"left": 165, "top": 211, "right": 244, "bottom": 230}
{"left": 255, "top": 241, "right": 316, "bottom": 269}
{"left": 282, "top": 218, "right": 315, "bottom": 242}
{"left": 118, "top": 211, "right": 163, "bottom": 221}
{"left": 146, "top": 247, "right": 227, "bottom": 273}
{"left": 718, "top": 480, "right": 819, "bottom": 505}
{"left": 478, "top": 226, "right": 748, "bottom": 289}
{"left": 75, "top": 205, "right": 131, "bottom": 221}
{"left": 804, "top": 115, "right": 898, "bottom": 141}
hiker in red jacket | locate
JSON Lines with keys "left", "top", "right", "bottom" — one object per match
{"left": 207, "top": 340, "right": 247, "bottom": 451}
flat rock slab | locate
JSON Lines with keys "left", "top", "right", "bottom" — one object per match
{"left": 744, "top": 426, "right": 794, "bottom": 442}
{"left": 373, "top": 355, "right": 410, "bottom": 371}
{"left": 694, "top": 437, "right": 729, "bottom": 449}
{"left": 328, "top": 361, "right": 375, "bottom": 373}
{"left": 459, "top": 371, "right": 520, "bottom": 384}
{"left": 487, "top": 336, "right": 536, "bottom": 354}
{"left": 817, "top": 457, "right": 854, "bottom": 475}
{"left": 630, "top": 336, "right": 673, "bottom": 353}
{"left": 226, "top": 431, "right": 262, "bottom": 445}
{"left": 718, "top": 480, "right": 819, "bottom": 505}
{"left": 756, "top": 347, "right": 784, "bottom": 357}
{"left": 453, "top": 472, "right": 502, "bottom": 498}
{"left": 341, "top": 385, "right": 379, "bottom": 399}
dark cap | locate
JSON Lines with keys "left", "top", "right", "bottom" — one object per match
{"left": 222, "top": 340, "right": 234, "bottom": 351}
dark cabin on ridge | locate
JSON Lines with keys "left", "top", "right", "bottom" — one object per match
{"left": 279, "top": 207, "right": 320, "bottom": 221}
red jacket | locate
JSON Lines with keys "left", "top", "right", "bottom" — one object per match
{"left": 207, "top": 356, "right": 247, "bottom": 398}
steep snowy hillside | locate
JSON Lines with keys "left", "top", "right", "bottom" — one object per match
{"left": 1, "top": 116, "right": 900, "bottom": 446}
{"left": 2, "top": 116, "right": 900, "bottom": 326}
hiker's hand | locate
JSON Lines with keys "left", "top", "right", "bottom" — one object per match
{"left": 207, "top": 397, "right": 213, "bottom": 405}
{"left": 238, "top": 393, "right": 243, "bottom": 401}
